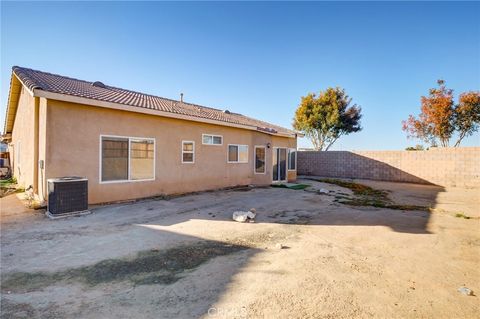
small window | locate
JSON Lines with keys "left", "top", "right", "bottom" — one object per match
{"left": 228, "top": 144, "right": 248, "bottom": 163}
{"left": 202, "top": 134, "right": 222, "bottom": 145}
{"left": 182, "top": 141, "right": 195, "bottom": 163}
{"left": 101, "top": 135, "right": 155, "bottom": 182}
{"left": 288, "top": 149, "right": 297, "bottom": 170}
{"left": 254, "top": 146, "right": 266, "bottom": 174}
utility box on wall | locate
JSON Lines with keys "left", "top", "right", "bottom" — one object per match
{"left": 47, "top": 177, "right": 90, "bottom": 219}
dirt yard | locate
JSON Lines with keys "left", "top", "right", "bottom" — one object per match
{"left": 1, "top": 178, "right": 479, "bottom": 318}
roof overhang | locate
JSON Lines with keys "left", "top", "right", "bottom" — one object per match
{"left": 33, "top": 89, "right": 298, "bottom": 138}
{"left": 3, "top": 68, "right": 299, "bottom": 139}
{"left": 3, "top": 73, "right": 25, "bottom": 135}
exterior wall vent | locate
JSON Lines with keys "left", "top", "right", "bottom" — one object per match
{"left": 92, "top": 81, "right": 106, "bottom": 88}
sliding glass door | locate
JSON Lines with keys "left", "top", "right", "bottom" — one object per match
{"left": 272, "top": 148, "right": 287, "bottom": 182}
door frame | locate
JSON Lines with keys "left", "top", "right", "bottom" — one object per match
{"left": 272, "top": 147, "right": 288, "bottom": 183}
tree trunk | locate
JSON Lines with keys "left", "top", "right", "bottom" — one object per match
{"left": 454, "top": 131, "right": 467, "bottom": 147}
{"left": 325, "top": 136, "right": 340, "bottom": 151}
{"left": 440, "top": 138, "right": 450, "bottom": 147}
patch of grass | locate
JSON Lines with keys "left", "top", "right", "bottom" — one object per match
{"left": 336, "top": 198, "right": 430, "bottom": 211}
{"left": 306, "top": 178, "right": 430, "bottom": 211}
{"left": 308, "top": 178, "right": 389, "bottom": 198}
{"left": 0, "top": 177, "right": 17, "bottom": 188}
{"left": 271, "top": 183, "right": 310, "bottom": 190}
{"left": 0, "top": 177, "right": 23, "bottom": 198}
{"left": 1, "top": 241, "right": 248, "bottom": 293}
{"left": 386, "top": 204, "right": 431, "bottom": 211}
{"left": 455, "top": 212, "right": 471, "bottom": 219}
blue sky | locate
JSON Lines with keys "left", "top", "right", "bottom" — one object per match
{"left": 1, "top": 1, "right": 479, "bottom": 150}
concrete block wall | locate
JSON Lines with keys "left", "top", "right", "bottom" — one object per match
{"left": 297, "top": 147, "right": 480, "bottom": 188}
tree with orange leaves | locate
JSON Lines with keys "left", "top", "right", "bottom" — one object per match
{"left": 402, "top": 80, "right": 479, "bottom": 147}
{"left": 454, "top": 91, "right": 480, "bottom": 146}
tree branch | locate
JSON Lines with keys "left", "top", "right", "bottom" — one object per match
{"left": 454, "top": 131, "right": 467, "bottom": 147}
{"left": 325, "top": 135, "right": 340, "bottom": 151}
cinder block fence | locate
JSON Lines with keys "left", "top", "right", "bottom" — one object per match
{"left": 297, "top": 147, "right": 480, "bottom": 188}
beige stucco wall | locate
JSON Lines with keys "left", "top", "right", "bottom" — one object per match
{"left": 44, "top": 99, "right": 297, "bottom": 204}
{"left": 9, "top": 87, "right": 36, "bottom": 189}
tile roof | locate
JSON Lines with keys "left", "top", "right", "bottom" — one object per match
{"left": 12, "top": 66, "right": 296, "bottom": 136}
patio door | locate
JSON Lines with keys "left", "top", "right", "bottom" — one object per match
{"left": 272, "top": 148, "right": 287, "bottom": 182}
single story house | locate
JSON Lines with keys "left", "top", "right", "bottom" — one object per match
{"left": 2, "top": 66, "right": 299, "bottom": 204}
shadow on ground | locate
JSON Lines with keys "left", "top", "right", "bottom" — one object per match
{"left": 120, "top": 178, "right": 445, "bottom": 234}
{"left": 0, "top": 177, "right": 458, "bottom": 318}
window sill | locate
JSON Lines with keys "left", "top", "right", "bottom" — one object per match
{"left": 99, "top": 178, "right": 155, "bottom": 184}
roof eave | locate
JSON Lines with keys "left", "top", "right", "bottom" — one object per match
{"left": 3, "top": 73, "right": 26, "bottom": 135}
{"left": 33, "top": 90, "right": 297, "bottom": 138}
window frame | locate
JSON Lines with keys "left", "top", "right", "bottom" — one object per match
{"left": 202, "top": 134, "right": 223, "bottom": 146}
{"left": 99, "top": 134, "right": 156, "bottom": 184}
{"left": 181, "top": 140, "right": 195, "bottom": 164}
{"left": 254, "top": 145, "right": 266, "bottom": 174}
{"left": 227, "top": 144, "right": 249, "bottom": 164}
{"left": 288, "top": 148, "right": 297, "bottom": 171}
